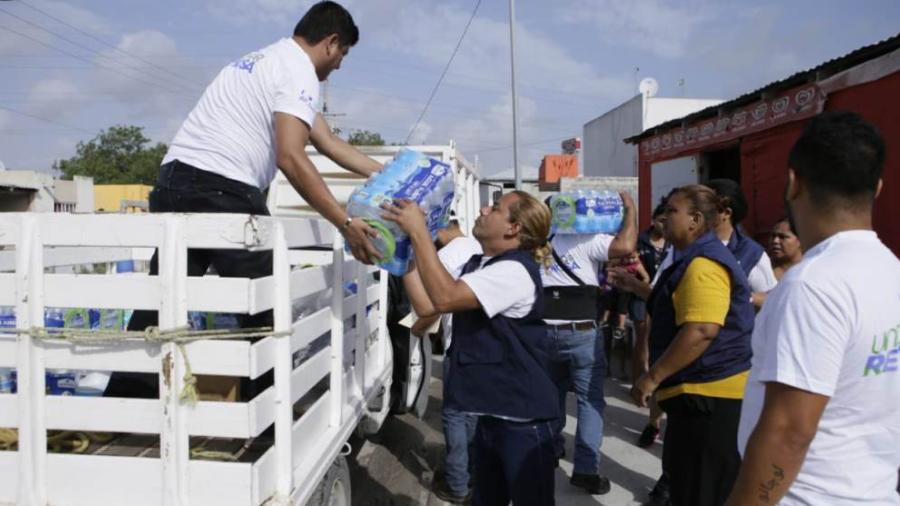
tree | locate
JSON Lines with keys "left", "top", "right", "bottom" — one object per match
{"left": 346, "top": 129, "right": 385, "bottom": 146}
{"left": 55, "top": 125, "right": 167, "bottom": 185}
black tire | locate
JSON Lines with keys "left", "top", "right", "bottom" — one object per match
{"left": 311, "top": 455, "right": 351, "bottom": 506}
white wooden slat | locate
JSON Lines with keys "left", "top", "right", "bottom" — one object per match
{"left": 251, "top": 447, "right": 277, "bottom": 506}
{"left": 249, "top": 336, "right": 276, "bottom": 380}
{"left": 291, "top": 348, "right": 330, "bottom": 404}
{"left": 46, "top": 454, "right": 162, "bottom": 506}
{"left": 181, "top": 340, "right": 251, "bottom": 377}
{"left": 43, "top": 454, "right": 253, "bottom": 506}
{"left": 188, "top": 459, "right": 254, "bottom": 506}
{"left": 290, "top": 307, "right": 331, "bottom": 354}
{"left": 186, "top": 276, "right": 250, "bottom": 313}
{"left": 287, "top": 249, "right": 332, "bottom": 267}
{"left": 44, "top": 340, "right": 161, "bottom": 373}
{"left": 250, "top": 260, "right": 355, "bottom": 315}
{"left": 291, "top": 393, "right": 330, "bottom": 461}
{"left": 0, "top": 274, "right": 13, "bottom": 305}
{"left": 0, "top": 393, "right": 16, "bottom": 427}
{"left": 280, "top": 217, "right": 334, "bottom": 248}
{"left": 0, "top": 452, "right": 18, "bottom": 505}
{"left": 188, "top": 387, "right": 275, "bottom": 439}
{"left": 183, "top": 213, "right": 274, "bottom": 250}
{"left": 44, "top": 274, "right": 161, "bottom": 310}
{"left": 45, "top": 396, "right": 159, "bottom": 434}
{"left": 39, "top": 214, "right": 166, "bottom": 247}
{"left": 0, "top": 336, "right": 15, "bottom": 367}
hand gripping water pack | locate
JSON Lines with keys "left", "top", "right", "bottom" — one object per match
{"left": 346, "top": 149, "right": 455, "bottom": 275}
{"left": 549, "top": 190, "right": 623, "bottom": 235}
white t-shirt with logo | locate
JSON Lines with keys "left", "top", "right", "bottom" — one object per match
{"left": 542, "top": 233, "right": 613, "bottom": 324}
{"left": 436, "top": 236, "right": 483, "bottom": 348}
{"left": 738, "top": 230, "right": 900, "bottom": 505}
{"left": 163, "top": 38, "right": 320, "bottom": 189}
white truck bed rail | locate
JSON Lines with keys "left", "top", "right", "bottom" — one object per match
{"left": 0, "top": 212, "right": 391, "bottom": 506}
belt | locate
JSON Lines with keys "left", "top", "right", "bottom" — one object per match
{"left": 550, "top": 321, "right": 597, "bottom": 331}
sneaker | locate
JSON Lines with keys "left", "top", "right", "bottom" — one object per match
{"left": 637, "top": 424, "right": 660, "bottom": 448}
{"left": 432, "top": 476, "right": 471, "bottom": 504}
{"left": 570, "top": 473, "right": 611, "bottom": 495}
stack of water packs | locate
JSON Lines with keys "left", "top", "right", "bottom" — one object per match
{"left": 549, "top": 190, "right": 624, "bottom": 235}
{"left": 347, "top": 149, "right": 455, "bottom": 275}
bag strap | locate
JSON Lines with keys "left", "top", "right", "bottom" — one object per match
{"left": 549, "top": 236, "right": 586, "bottom": 286}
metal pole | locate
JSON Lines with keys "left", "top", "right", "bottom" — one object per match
{"left": 509, "top": 0, "right": 521, "bottom": 190}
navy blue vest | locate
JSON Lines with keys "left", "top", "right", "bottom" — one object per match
{"left": 445, "top": 249, "right": 559, "bottom": 421}
{"left": 727, "top": 228, "right": 765, "bottom": 278}
{"left": 647, "top": 232, "right": 754, "bottom": 388}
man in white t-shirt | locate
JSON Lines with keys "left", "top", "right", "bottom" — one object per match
{"left": 111, "top": 2, "right": 382, "bottom": 399}
{"left": 541, "top": 192, "right": 637, "bottom": 495}
{"left": 726, "top": 112, "right": 900, "bottom": 505}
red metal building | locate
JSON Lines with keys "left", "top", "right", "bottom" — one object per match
{"left": 627, "top": 34, "right": 900, "bottom": 256}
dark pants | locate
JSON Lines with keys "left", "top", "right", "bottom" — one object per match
{"left": 659, "top": 394, "right": 742, "bottom": 506}
{"left": 106, "top": 160, "right": 273, "bottom": 398}
{"left": 473, "top": 416, "right": 556, "bottom": 506}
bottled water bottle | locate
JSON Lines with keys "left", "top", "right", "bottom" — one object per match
{"left": 0, "top": 368, "right": 14, "bottom": 394}
{"left": 347, "top": 149, "right": 455, "bottom": 275}
{"left": 550, "top": 190, "right": 624, "bottom": 235}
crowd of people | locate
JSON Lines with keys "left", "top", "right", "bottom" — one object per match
{"left": 395, "top": 112, "right": 899, "bottom": 506}
{"left": 124, "top": 1, "right": 898, "bottom": 504}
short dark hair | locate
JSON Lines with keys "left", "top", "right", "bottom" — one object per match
{"left": 294, "top": 1, "right": 359, "bottom": 47}
{"left": 706, "top": 178, "right": 748, "bottom": 225}
{"left": 652, "top": 202, "right": 667, "bottom": 220}
{"left": 788, "top": 111, "right": 885, "bottom": 207}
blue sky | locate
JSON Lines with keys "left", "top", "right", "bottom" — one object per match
{"left": 1, "top": 0, "right": 898, "bottom": 177}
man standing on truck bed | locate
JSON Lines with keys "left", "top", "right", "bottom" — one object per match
{"left": 110, "top": 1, "right": 381, "bottom": 396}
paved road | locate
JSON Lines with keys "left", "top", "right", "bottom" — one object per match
{"left": 348, "top": 356, "right": 663, "bottom": 505}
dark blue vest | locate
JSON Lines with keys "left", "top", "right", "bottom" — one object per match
{"left": 446, "top": 249, "right": 559, "bottom": 421}
{"left": 727, "top": 228, "right": 765, "bottom": 278}
{"left": 647, "top": 233, "right": 754, "bottom": 388}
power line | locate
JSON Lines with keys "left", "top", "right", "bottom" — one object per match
{"left": 405, "top": 0, "right": 482, "bottom": 144}
{"left": 17, "top": 0, "right": 203, "bottom": 91}
{"left": 0, "top": 10, "right": 198, "bottom": 94}
{"left": 0, "top": 104, "right": 92, "bottom": 134}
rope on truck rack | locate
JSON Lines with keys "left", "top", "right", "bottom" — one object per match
{"left": 14, "top": 325, "right": 291, "bottom": 406}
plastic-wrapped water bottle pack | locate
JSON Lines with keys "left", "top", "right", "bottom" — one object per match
{"left": 549, "top": 190, "right": 624, "bottom": 235}
{"left": 346, "top": 149, "right": 455, "bottom": 275}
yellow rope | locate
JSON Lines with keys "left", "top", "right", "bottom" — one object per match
{"left": 14, "top": 325, "right": 291, "bottom": 406}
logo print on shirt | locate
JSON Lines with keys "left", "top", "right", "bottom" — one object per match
{"left": 864, "top": 322, "right": 900, "bottom": 376}
{"left": 299, "top": 89, "right": 315, "bottom": 109}
{"left": 230, "top": 52, "right": 265, "bottom": 74}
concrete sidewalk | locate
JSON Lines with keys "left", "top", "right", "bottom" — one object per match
{"left": 348, "top": 355, "right": 663, "bottom": 505}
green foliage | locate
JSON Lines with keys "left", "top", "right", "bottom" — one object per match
{"left": 54, "top": 125, "right": 167, "bottom": 185}
{"left": 346, "top": 129, "right": 385, "bottom": 146}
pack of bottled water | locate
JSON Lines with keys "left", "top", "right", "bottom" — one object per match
{"left": 549, "top": 190, "right": 624, "bottom": 235}
{"left": 346, "top": 149, "right": 455, "bottom": 275}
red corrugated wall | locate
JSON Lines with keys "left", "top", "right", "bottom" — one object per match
{"left": 825, "top": 70, "right": 900, "bottom": 257}
{"left": 741, "top": 70, "right": 900, "bottom": 255}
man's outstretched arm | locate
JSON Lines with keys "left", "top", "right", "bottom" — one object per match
{"left": 309, "top": 112, "right": 382, "bottom": 178}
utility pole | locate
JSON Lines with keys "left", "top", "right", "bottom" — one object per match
{"left": 509, "top": 0, "right": 521, "bottom": 190}
{"left": 321, "top": 80, "right": 345, "bottom": 136}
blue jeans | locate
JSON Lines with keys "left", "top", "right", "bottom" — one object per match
{"left": 442, "top": 358, "right": 477, "bottom": 496}
{"left": 548, "top": 325, "right": 607, "bottom": 475}
{"left": 473, "top": 417, "right": 556, "bottom": 506}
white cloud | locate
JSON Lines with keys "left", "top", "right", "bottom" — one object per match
{"left": 554, "top": 0, "right": 714, "bottom": 59}
{"left": 25, "top": 78, "right": 82, "bottom": 121}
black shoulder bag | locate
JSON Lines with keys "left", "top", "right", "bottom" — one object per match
{"left": 542, "top": 243, "right": 603, "bottom": 321}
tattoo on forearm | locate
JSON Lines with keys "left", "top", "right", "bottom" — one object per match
{"left": 757, "top": 464, "right": 785, "bottom": 503}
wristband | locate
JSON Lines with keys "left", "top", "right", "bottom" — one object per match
{"left": 339, "top": 216, "right": 353, "bottom": 232}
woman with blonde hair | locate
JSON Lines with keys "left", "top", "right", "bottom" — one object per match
{"left": 384, "top": 191, "right": 559, "bottom": 506}
{"left": 611, "top": 184, "right": 754, "bottom": 506}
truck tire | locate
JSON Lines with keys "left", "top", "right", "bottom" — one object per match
{"left": 312, "top": 455, "right": 351, "bottom": 506}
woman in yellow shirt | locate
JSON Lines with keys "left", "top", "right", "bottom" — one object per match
{"left": 612, "top": 185, "right": 755, "bottom": 506}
